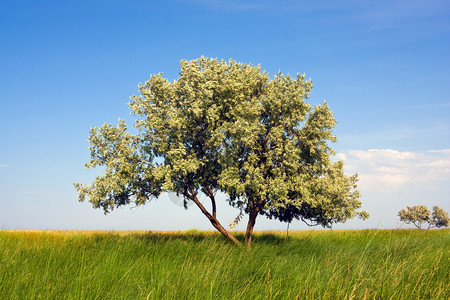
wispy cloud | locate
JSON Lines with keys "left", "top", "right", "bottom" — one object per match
{"left": 0, "top": 164, "right": 8, "bottom": 168}
{"left": 2, "top": 190, "right": 48, "bottom": 196}
{"left": 427, "top": 149, "right": 450, "bottom": 155}
{"left": 181, "top": 0, "right": 360, "bottom": 13}
{"left": 338, "top": 0, "right": 450, "bottom": 34}
{"left": 18, "top": 190, "right": 47, "bottom": 196}
{"left": 339, "top": 123, "right": 450, "bottom": 148}
{"left": 182, "top": 0, "right": 450, "bottom": 43}
{"left": 182, "top": 0, "right": 450, "bottom": 17}
{"left": 408, "top": 103, "right": 450, "bottom": 109}
{"left": 180, "top": 0, "right": 268, "bottom": 12}
{"left": 336, "top": 149, "right": 450, "bottom": 190}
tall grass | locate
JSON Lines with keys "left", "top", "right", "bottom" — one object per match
{"left": 0, "top": 229, "right": 448, "bottom": 299}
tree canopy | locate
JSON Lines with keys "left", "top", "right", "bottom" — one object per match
{"left": 75, "top": 57, "right": 368, "bottom": 246}
{"left": 430, "top": 206, "right": 450, "bottom": 228}
{"left": 398, "top": 205, "right": 449, "bottom": 229}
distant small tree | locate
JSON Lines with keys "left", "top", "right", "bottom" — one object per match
{"left": 398, "top": 205, "right": 449, "bottom": 229}
{"left": 398, "top": 205, "right": 430, "bottom": 229}
{"left": 430, "top": 206, "right": 450, "bottom": 228}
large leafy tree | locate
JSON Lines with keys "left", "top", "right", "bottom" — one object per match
{"left": 75, "top": 57, "right": 368, "bottom": 246}
{"left": 218, "top": 68, "right": 368, "bottom": 245}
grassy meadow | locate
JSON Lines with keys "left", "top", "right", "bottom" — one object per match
{"left": 0, "top": 229, "right": 448, "bottom": 299}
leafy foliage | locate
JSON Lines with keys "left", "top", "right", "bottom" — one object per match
{"left": 75, "top": 57, "right": 368, "bottom": 245}
{"left": 398, "top": 205, "right": 430, "bottom": 229}
{"left": 430, "top": 206, "right": 450, "bottom": 228}
{"left": 398, "top": 205, "right": 449, "bottom": 229}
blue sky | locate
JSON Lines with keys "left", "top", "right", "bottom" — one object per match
{"left": 1, "top": 0, "right": 449, "bottom": 231}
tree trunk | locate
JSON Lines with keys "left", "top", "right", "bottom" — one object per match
{"left": 245, "top": 197, "right": 265, "bottom": 248}
{"left": 187, "top": 190, "right": 241, "bottom": 246}
{"left": 245, "top": 211, "right": 258, "bottom": 248}
{"left": 286, "top": 222, "right": 290, "bottom": 238}
{"left": 209, "top": 215, "right": 241, "bottom": 246}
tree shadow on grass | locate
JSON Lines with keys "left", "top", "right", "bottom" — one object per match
{"left": 139, "top": 231, "right": 294, "bottom": 246}
{"left": 251, "top": 232, "right": 292, "bottom": 245}
{"left": 72, "top": 230, "right": 304, "bottom": 247}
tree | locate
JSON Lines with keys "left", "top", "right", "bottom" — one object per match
{"left": 264, "top": 163, "right": 367, "bottom": 229}
{"left": 218, "top": 72, "right": 368, "bottom": 245}
{"left": 430, "top": 206, "right": 449, "bottom": 228}
{"left": 398, "top": 205, "right": 449, "bottom": 229}
{"left": 398, "top": 205, "right": 431, "bottom": 229}
{"left": 75, "top": 57, "right": 368, "bottom": 247}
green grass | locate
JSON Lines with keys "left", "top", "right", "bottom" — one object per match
{"left": 0, "top": 229, "right": 448, "bottom": 299}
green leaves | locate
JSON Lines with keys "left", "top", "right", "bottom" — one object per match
{"left": 74, "top": 120, "right": 161, "bottom": 213}
{"left": 430, "top": 206, "right": 450, "bottom": 228}
{"left": 398, "top": 205, "right": 431, "bottom": 229}
{"left": 398, "top": 205, "right": 449, "bottom": 229}
{"left": 216, "top": 64, "right": 366, "bottom": 228}
{"left": 75, "top": 57, "right": 368, "bottom": 238}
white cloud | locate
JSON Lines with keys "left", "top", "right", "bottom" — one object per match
{"left": 428, "top": 149, "right": 450, "bottom": 155}
{"left": 336, "top": 149, "right": 450, "bottom": 190}
{"left": 0, "top": 164, "right": 8, "bottom": 168}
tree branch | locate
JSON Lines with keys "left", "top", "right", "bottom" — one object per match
{"left": 186, "top": 187, "right": 241, "bottom": 246}
{"left": 204, "top": 184, "right": 217, "bottom": 218}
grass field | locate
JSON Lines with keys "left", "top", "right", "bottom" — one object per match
{"left": 0, "top": 229, "right": 448, "bottom": 299}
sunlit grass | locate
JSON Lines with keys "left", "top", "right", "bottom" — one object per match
{"left": 0, "top": 229, "right": 448, "bottom": 299}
